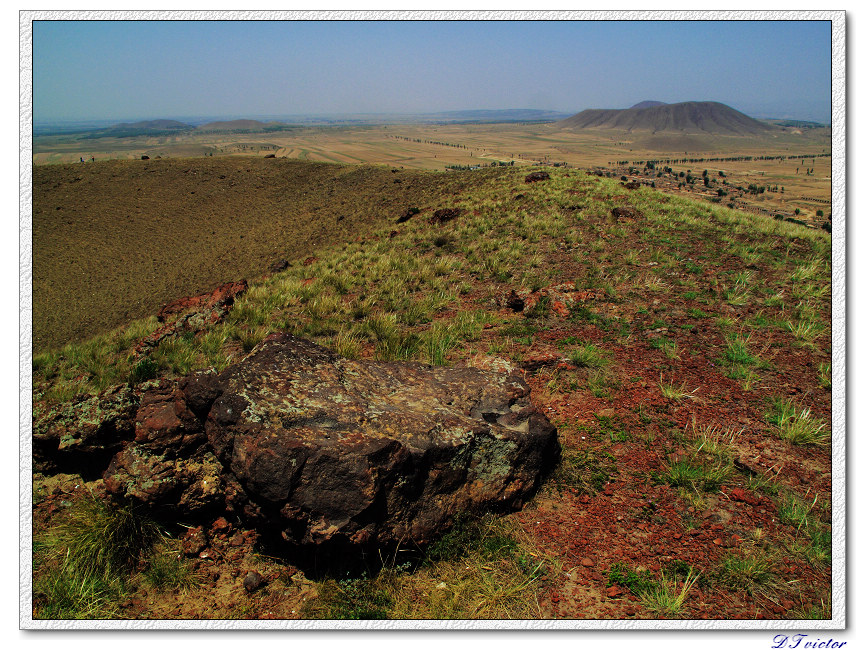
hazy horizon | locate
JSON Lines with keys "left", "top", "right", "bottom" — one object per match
{"left": 31, "top": 18, "right": 832, "bottom": 124}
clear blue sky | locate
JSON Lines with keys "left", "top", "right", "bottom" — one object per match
{"left": 31, "top": 18, "right": 832, "bottom": 123}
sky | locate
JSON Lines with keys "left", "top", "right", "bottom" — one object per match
{"left": 30, "top": 17, "right": 833, "bottom": 124}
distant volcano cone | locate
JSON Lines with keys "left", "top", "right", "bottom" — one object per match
{"left": 556, "top": 101, "right": 776, "bottom": 135}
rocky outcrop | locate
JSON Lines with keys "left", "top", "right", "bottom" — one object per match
{"left": 33, "top": 385, "right": 138, "bottom": 477}
{"left": 501, "top": 282, "right": 602, "bottom": 319}
{"left": 97, "top": 334, "right": 559, "bottom": 551}
{"left": 133, "top": 281, "right": 248, "bottom": 355}
{"left": 101, "top": 376, "right": 225, "bottom": 517}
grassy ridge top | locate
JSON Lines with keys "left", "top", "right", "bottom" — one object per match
{"left": 33, "top": 157, "right": 488, "bottom": 352}
{"left": 33, "top": 161, "right": 829, "bottom": 411}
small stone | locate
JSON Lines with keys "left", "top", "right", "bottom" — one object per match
{"left": 211, "top": 517, "right": 230, "bottom": 532}
{"left": 243, "top": 570, "right": 266, "bottom": 593}
{"left": 181, "top": 526, "right": 208, "bottom": 557}
{"left": 581, "top": 558, "right": 595, "bottom": 567}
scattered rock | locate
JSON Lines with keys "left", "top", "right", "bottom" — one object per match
{"left": 428, "top": 208, "right": 462, "bottom": 225}
{"left": 524, "top": 171, "right": 550, "bottom": 183}
{"left": 396, "top": 207, "right": 420, "bottom": 224}
{"left": 181, "top": 525, "right": 208, "bottom": 556}
{"left": 270, "top": 259, "right": 289, "bottom": 274}
{"left": 504, "top": 290, "right": 525, "bottom": 312}
{"left": 621, "top": 180, "right": 641, "bottom": 190}
{"left": 134, "top": 281, "right": 248, "bottom": 356}
{"left": 520, "top": 348, "right": 570, "bottom": 372}
{"left": 500, "top": 282, "right": 600, "bottom": 315}
{"left": 155, "top": 281, "right": 248, "bottom": 325}
{"left": 580, "top": 558, "right": 595, "bottom": 567}
{"left": 243, "top": 570, "right": 266, "bottom": 593}
{"left": 611, "top": 206, "right": 642, "bottom": 221}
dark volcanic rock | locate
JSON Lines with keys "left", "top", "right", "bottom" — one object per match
{"left": 428, "top": 208, "right": 462, "bottom": 225}
{"left": 396, "top": 207, "right": 420, "bottom": 224}
{"left": 33, "top": 385, "right": 137, "bottom": 476}
{"left": 97, "top": 334, "right": 559, "bottom": 551}
{"left": 207, "top": 334, "right": 559, "bottom": 549}
{"left": 243, "top": 570, "right": 266, "bottom": 593}
{"left": 270, "top": 259, "right": 289, "bottom": 274}
{"left": 525, "top": 171, "right": 550, "bottom": 183}
{"left": 102, "top": 377, "right": 224, "bottom": 516}
{"left": 611, "top": 206, "right": 642, "bottom": 221}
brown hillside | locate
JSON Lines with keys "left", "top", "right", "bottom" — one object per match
{"left": 32, "top": 157, "right": 483, "bottom": 352}
{"left": 557, "top": 101, "right": 776, "bottom": 135}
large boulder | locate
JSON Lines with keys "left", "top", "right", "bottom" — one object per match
{"left": 205, "top": 334, "right": 559, "bottom": 549}
{"left": 95, "top": 334, "right": 559, "bottom": 551}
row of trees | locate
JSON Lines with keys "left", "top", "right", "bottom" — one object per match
{"left": 391, "top": 136, "right": 469, "bottom": 149}
{"left": 611, "top": 152, "right": 830, "bottom": 167}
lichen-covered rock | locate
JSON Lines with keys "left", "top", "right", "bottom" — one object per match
{"left": 102, "top": 376, "right": 224, "bottom": 517}
{"left": 205, "top": 333, "right": 559, "bottom": 549}
{"left": 33, "top": 385, "right": 138, "bottom": 476}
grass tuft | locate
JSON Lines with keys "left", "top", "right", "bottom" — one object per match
{"left": 766, "top": 397, "right": 830, "bottom": 446}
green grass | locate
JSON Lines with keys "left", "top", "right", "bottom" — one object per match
{"left": 143, "top": 544, "right": 200, "bottom": 592}
{"left": 658, "top": 377, "right": 698, "bottom": 401}
{"left": 716, "top": 549, "right": 777, "bottom": 595}
{"left": 568, "top": 342, "right": 611, "bottom": 368}
{"left": 776, "top": 491, "right": 831, "bottom": 565}
{"left": 639, "top": 567, "right": 701, "bottom": 617}
{"left": 765, "top": 397, "right": 830, "bottom": 446}
{"left": 651, "top": 336, "right": 679, "bottom": 359}
{"left": 607, "top": 562, "right": 700, "bottom": 617}
{"left": 548, "top": 447, "right": 617, "bottom": 495}
{"left": 33, "top": 495, "right": 163, "bottom": 619}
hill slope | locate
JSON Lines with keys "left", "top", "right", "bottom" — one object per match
{"left": 32, "top": 162, "right": 832, "bottom": 621}
{"left": 32, "top": 158, "right": 486, "bottom": 352}
{"left": 557, "top": 101, "right": 776, "bottom": 135}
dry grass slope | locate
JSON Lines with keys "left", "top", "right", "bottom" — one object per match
{"left": 32, "top": 157, "right": 486, "bottom": 352}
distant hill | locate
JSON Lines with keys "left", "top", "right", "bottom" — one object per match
{"left": 74, "top": 119, "right": 196, "bottom": 139}
{"left": 557, "top": 101, "right": 777, "bottom": 135}
{"left": 112, "top": 119, "right": 191, "bottom": 131}
{"left": 629, "top": 100, "right": 668, "bottom": 110}
{"left": 195, "top": 119, "right": 292, "bottom": 132}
